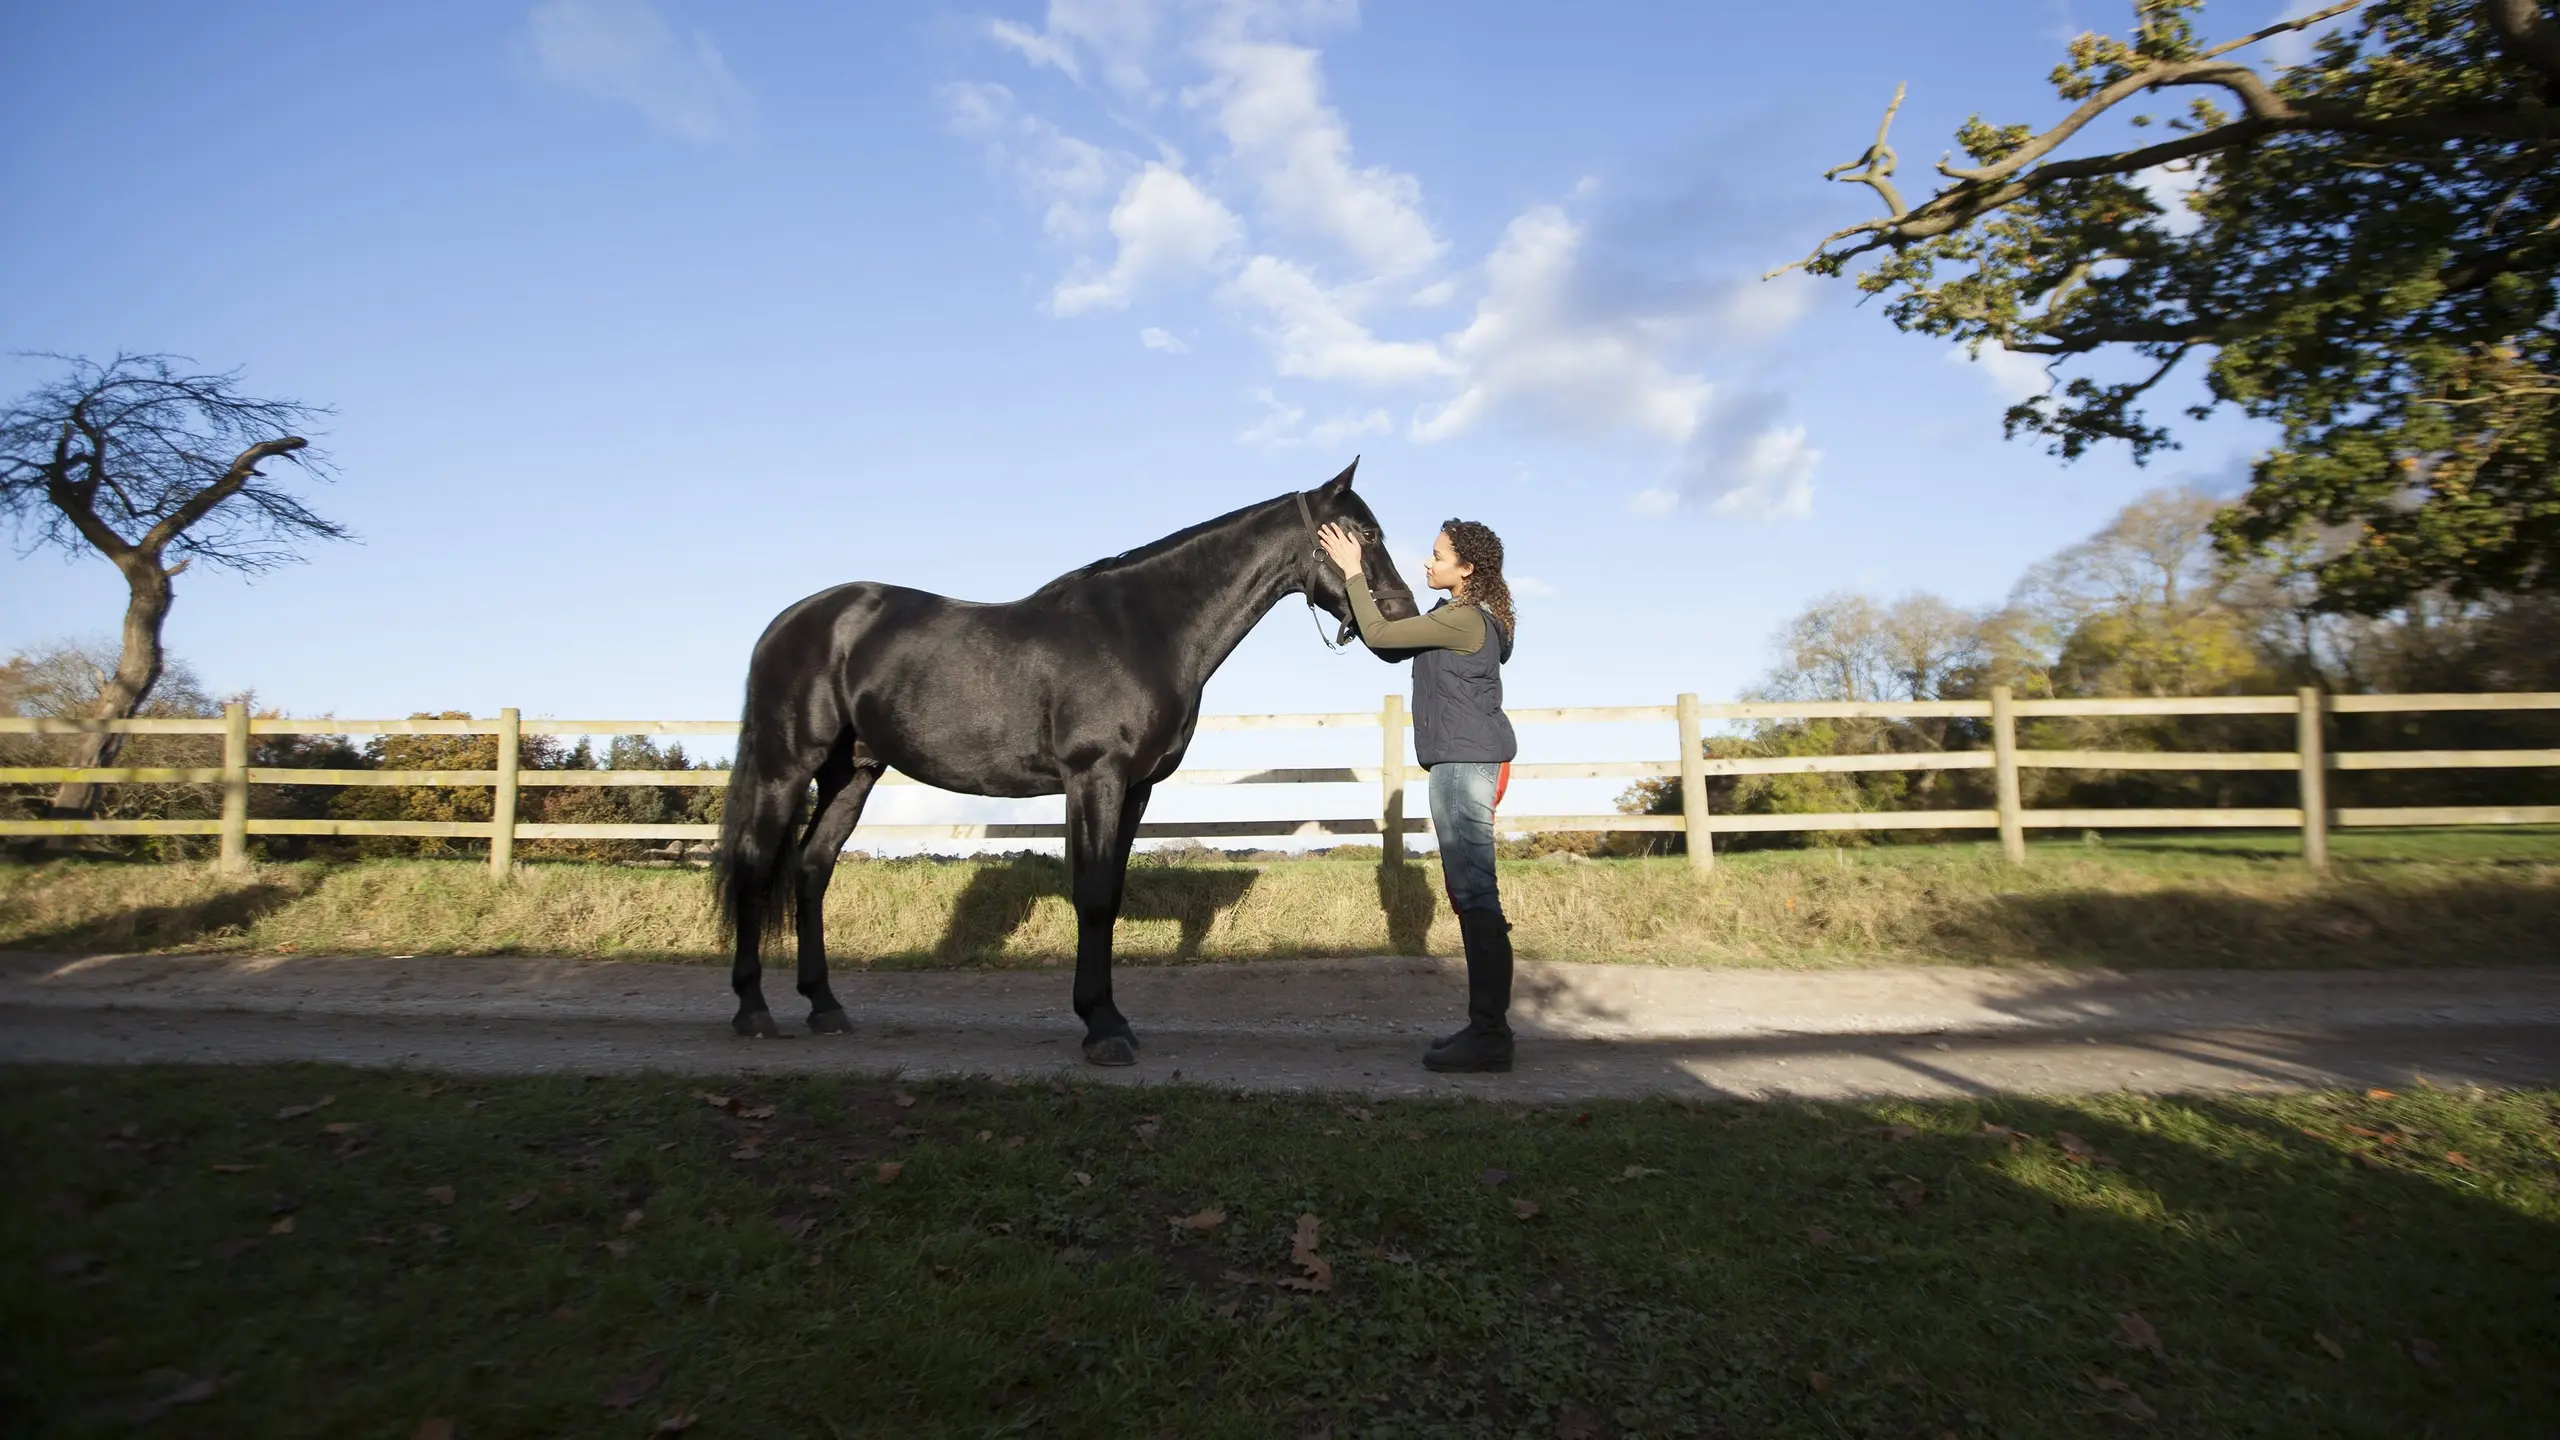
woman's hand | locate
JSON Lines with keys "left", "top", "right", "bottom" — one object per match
{"left": 1316, "top": 522, "right": 1366, "bottom": 578}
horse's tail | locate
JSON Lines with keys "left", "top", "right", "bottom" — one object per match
{"left": 714, "top": 702, "right": 808, "bottom": 947}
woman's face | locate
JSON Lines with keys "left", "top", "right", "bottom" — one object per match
{"left": 1423, "top": 530, "right": 1473, "bottom": 595}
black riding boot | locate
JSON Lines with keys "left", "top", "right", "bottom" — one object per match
{"left": 1425, "top": 908, "right": 1514, "bottom": 1072}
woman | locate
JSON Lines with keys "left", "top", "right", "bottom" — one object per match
{"left": 1316, "top": 516, "right": 1519, "bottom": 1073}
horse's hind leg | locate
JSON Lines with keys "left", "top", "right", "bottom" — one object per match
{"left": 796, "top": 740, "right": 881, "bottom": 1034}
{"left": 1064, "top": 771, "right": 1151, "bottom": 1066}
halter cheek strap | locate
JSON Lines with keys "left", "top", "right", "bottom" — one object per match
{"left": 1295, "top": 491, "right": 1349, "bottom": 653}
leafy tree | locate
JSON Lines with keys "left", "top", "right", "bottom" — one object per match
{"left": 0, "top": 354, "right": 345, "bottom": 819}
{"left": 1786, "top": 0, "right": 2560, "bottom": 611}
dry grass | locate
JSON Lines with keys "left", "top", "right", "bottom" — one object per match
{"left": 7, "top": 831, "right": 2559, "bottom": 969}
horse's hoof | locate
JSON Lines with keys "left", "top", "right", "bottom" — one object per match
{"left": 1082, "top": 1034, "right": 1139, "bottom": 1067}
{"left": 807, "top": 1008, "right": 855, "bottom": 1035}
{"left": 732, "top": 1009, "right": 785, "bottom": 1039}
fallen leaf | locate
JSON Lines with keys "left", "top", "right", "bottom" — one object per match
{"left": 321, "top": 1121, "right": 363, "bottom": 1135}
{"left": 505, "top": 1191, "right": 537, "bottom": 1213}
{"left": 210, "top": 1164, "right": 254, "bottom": 1174}
{"left": 1571, "top": 1112, "right": 1592, "bottom": 1127}
{"left": 424, "top": 1186, "right": 456, "bottom": 1207}
{"left": 729, "top": 1145, "right": 764, "bottom": 1162}
{"left": 2315, "top": 1330, "right": 2346, "bottom": 1361}
{"left": 1978, "top": 1121, "right": 2036, "bottom": 1143}
{"left": 1805, "top": 1370, "right": 1831, "bottom": 1393}
{"left": 2088, "top": 1374, "right": 2131, "bottom": 1394}
{"left": 1339, "top": 1106, "right": 1373, "bottom": 1123}
{"left": 1887, "top": 1176, "right": 1928, "bottom": 1211}
{"left": 1169, "top": 1208, "right": 1227, "bottom": 1233}
{"left": 1213, "top": 1300, "right": 1240, "bottom": 1319}
{"left": 1131, "top": 1120, "right": 1160, "bottom": 1144}
{"left": 273, "top": 1095, "right": 336, "bottom": 1121}
{"left": 696, "top": 1091, "right": 735, "bottom": 1112}
{"left": 1873, "top": 1123, "right": 1918, "bottom": 1141}
{"left": 412, "top": 1420, "right": 455, "bottom": 1440}
{"left": 268, "top": 1216, "right": 296, "bottom": 1236}
{"left": 2055, "top": 1132, "right": 2115, "bottom": 1166}
{"left": 736, "top": 1105, "right": 777, "bottom": 1121}
{"left": 875, "top": 1162, "right": 903, "bottom": 1185}
{"left": 212, "top": 1238, "right": 258, "bottom": 1259}
{"left": 1220, "top": 1268, "right": 1258, "bottom": 1285}
{"left": 1072, "top": 1171, "right": 1093, "bottom": 1188}
{"left": 2365, "top": 1087, "right": 2396, "bottom": 1100}
{"left": 603, "top": 1355, "right": 666, "bottom": 1411}
{"left": 41, "top": 1253, "right": 94, "bottom": 1277}
{"left": 1274, "top": 1212, "right": 1333, "bottom": 1293}
{"left": 2408, "top": 1336, "right": 2442, "bottom": 1371}
{"left": 808, "top": 1183, "right": 837, "bottom": 1199}
{"left": 2442, "top": 1151, "right": 2478, "bottom": 1172}
{"left": 1002, "top": 1135, "right": 1026, "bottom": 1150}
{"left": 892, "top": 1090, "right": 917, "bottom": 1109}
{"left": 977, "top": 1130, "right": 994, "bottom": 1142}
{"left": 1618, "top": 1165, "right": 1665, "bottom": 1181}
{"left": 655, "top": 1409, "right": 700, "bottom": 1435}
{"left": 2121, "top": 1393, "right": 2158, "bottom": 1421}
{"left": 1403, "top": 1129, "right": 1428, "bottom": 1143}
{"left": 2116, "top": 1310, "right": 2165, "bottom": 1357}
{"left": 417, "top": 1222, "right": 449, "bottom": 1241}
{"left": 887, "top": 1124, "right": 923, "bottom": 1140}
{"left": 1512, "top": 1198, "right": 1541, "bottom": 1221}
{"left": 1478, "top": 1168, "right": 1508, "bottom": 1186}
{"left": 622, "top": 1209, "right": 646, "bottom": 1232}
{"left": 2345, "top": 1213, "right": 2368, "bottom": 1234}
{"left": 1806, "top": 1225, "right": 1836, "bottom": 1248}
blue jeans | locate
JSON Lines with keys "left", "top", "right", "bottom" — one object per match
{"left": 1428, "top": 761, "right": 1503, "bottom": 917}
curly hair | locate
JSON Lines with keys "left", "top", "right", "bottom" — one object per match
{"left": 1439, "top": 518, "right": 1515, "bottom": 640}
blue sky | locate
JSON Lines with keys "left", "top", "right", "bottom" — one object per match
{"left": 1, "top": 1, "right": 2305, "bottom": 836}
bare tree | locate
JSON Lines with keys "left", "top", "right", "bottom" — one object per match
{"left": 0, "top": 354, "right": 346, "bottom": 819}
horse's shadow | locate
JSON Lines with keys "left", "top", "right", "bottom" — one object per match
{"left": 934, "top": 856, "right": 1261, "bottom": 964}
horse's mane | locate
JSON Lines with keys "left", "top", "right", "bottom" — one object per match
{"left": 1020, "top": 495, "right": 1283, "bottom": 601}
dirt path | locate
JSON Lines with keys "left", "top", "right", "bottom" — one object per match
{"left": 5, "top": 951, "right": 2558, "bottom": 1100}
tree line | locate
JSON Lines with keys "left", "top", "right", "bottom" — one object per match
{"left": 1590, "top": 485, "right": 2560, "bottom": 854}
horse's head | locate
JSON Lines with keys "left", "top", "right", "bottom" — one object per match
{"left": 1299, "top": 458, "right": 1420, "bottom": 648}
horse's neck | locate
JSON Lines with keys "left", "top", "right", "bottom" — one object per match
{"left": 1149, "top": 501, "right": 1304, "bottom": 698}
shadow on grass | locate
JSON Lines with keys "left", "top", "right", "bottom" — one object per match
{"left": 1927, "top": 877, "right": 2560, "bottom": 968}
{"left": 933, "top": 856, "right": 1262, "bottom": 963}
{"left": 4, "top": 877, "right": 314, "bottom": 954}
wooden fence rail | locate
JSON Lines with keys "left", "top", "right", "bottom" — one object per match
{"left": 6, "top": 688, "right": 2557, "bottom": 879}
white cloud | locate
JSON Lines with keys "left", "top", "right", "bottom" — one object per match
{"left": 1223, "top": 255, "right": 1455, "bottom": 383}
{"left": 986, "top": 17, "right": 1084, "bottom": 81}
{"left": 524, "top": 0, "right": 748, "bottom": 143}
{"left": 1234, "top": 387, "right": 1389, "bottom": 449}
{"left": 993, "top": 0, "right": 1170, "bottom": 95}
{"left": 1950, "top": 344, "right": 2053, "bottom": 403}
{"left": 1511, "top": 575, "right": 1560, "bottom": 599}
{"left": 1139, "top": 326, "right": 1189, "bottom": 353}
{"left": 1707, "top": 424, "right": 1818, "bottom": 519}
{"left": 2131, "top": 161, "right": 2205, "bottom": 236}
{"left": 1716, "top": 270, "right": 1818, "bottom": 344}
{"left": 941, "top": 81, "right": 1129, "bottom": 242}
{"left": 1051, "top": 163, "right": 1243, "bottom": 315}
{"left": 1627, "top": 487, "right": 1680, "bottom": 517}
{"left": 1413, "top": 207, "right": 1714, "bottom": 445}
{"left": 1185, "top": 37, "right": 1443, "bottom": 276}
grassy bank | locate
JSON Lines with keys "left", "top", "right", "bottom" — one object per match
{"left": 5, "top": 829, "right": 2559, "bottom": 970}
{"left": 5, "top": 1064, "right": 2556, "bottom": 1436}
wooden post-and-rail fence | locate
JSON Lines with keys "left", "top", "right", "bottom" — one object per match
{"left": 5, "top": 689, "right": 2557, "bottom": 879}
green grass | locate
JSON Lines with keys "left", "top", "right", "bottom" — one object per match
{"left": 6, "top": 827, "right": 2559, "bottom": 971}
{"left": 5, "top": 1065, "right": 2556, "bottom": 1437}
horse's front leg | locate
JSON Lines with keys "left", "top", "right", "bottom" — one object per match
{"left": 1063, "top": 771, "right": 1151, "bottom": 1066}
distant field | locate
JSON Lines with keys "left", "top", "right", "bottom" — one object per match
{"left": 5, "top": 827, "right": 2556, "bottom": 970}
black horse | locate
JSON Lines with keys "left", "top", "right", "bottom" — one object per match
{"left": 717, "top": 461, "right": 1417, "bottom": 1064}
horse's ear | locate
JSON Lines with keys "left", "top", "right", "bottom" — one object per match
{"left": 1320, "top": 457, "right": 1359, "bottom": 495}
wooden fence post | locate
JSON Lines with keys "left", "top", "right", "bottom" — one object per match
{"left": 2297, "top": 686, "right": 2328, "bottom": 873}
{"left": 1991, "top": 685, "right": 2025, "bottom": 864}
{"left": 218, "top": 701, "right": 249, "bottom": 874}
{"left": 491, "top": 707, "right": 520, "bottom": 880}
{"left": 1380, "top": 694, "right": 1406, "bottom": 864}
{"left": 1676, "top": 692, "right": 1712, "bottom": 873}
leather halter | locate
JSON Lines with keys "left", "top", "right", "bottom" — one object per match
{"left": 1293, "top": 490, "right": 1349, "bottom": 652}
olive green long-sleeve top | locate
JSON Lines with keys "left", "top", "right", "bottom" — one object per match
{"left": 1345, "top": 573, "right": 1486, "bottom": 655}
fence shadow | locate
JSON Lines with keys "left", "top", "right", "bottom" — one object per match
{"left": 1376, "top": 859, "right": 1439, "bottom": 956}
{"left": 1924, "top": 875, "right": 2560, "bottom": 969}
{"left": 932, "top": 856, "right": 1263, "bottom": 964}
{"left": 6, "top": 878, "right": 308, "bottom": 954}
